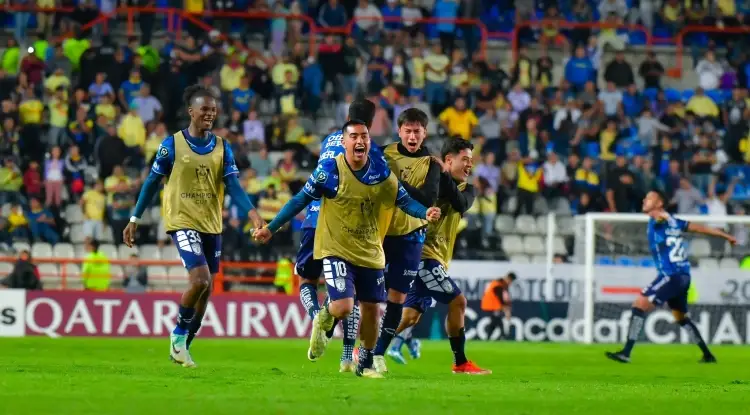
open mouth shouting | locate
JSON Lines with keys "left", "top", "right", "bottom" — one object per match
{"left": 353, "top": 144, "right": 366, "bottom": 157}
{"left": 462, "top": 166, "right": 472, "bottom": 178}
{"left": 405, "top": 139, "right": 420, "bottom": 152}
{"left": 202, "top": 117, "right": 215, "bottom": 128}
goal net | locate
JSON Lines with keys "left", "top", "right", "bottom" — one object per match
{"left": 567, "top": 213, "right": 750, "bottom": 345}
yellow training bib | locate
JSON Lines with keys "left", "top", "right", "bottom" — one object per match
{"left": 314, "top": 154, "right": 399, "bottom": 269}
{"left": 383, "top": 143, "right": 430, "bottom": 237}
{"left": 163, "top": 131, "right": 225, "bottom": 234}
{"left": 422, "top": 182, "right": 469, "bottom": 268}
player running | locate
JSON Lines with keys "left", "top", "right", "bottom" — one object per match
{"left": 373, "top": 108, "right": 442, "bottom": 372}
{"left": 254, "top": 120, "right": 441, "bottom": 378}
{"left": 394, "top": 137, "right": 491, "bottom": 375}
{"left": 386, "top": 326, "right": 421, "bottom": 364}
{"left": 124, "top": 85, "right": 264, "bottom": 367}
{"left": 296, "top": 99, "right": 379, "bottom": 372}
{"left": 606, "top": 190, "right": 735, "bottom": 364}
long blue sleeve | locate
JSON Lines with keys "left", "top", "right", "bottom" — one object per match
{"left": 132, "top": 171, "right": 162, "bottom": 219}
{"left": 267, "top": 191, "right": 316, "bottom": 233}
{"left": 396, "top": 193, "right": 428, "bottom": 220}
{"left": 224, "top": 174, "right": 256, "bottom": 215}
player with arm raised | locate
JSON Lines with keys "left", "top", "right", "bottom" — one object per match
{"left": 395, "top": 137, "right": 491, "bottom": 374}
{"left": 296, "top": 99, "right": 380, "bottom": 372}
{"left": 606, "top": 190, "right": 735, "bottom": 364}
{"left": 254, "top": 120, "right": 440, "bottom": 378}
{"left": 123, "top": 85, "right": 264, "bottom": 367}
{"left": 372, "top": 108, "right": 442, "bottom": 371}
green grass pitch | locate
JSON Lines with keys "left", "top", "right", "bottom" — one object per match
{"left": 1, "top": 338, "right": 748, "bottom": 414}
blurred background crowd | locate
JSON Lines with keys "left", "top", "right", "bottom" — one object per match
{"left": 3, "top": 0, "right": 750, "bottom": 289}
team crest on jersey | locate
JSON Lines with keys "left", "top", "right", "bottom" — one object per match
{"left": 359, "top": 198, "right": 374, "bottom": 216}
{"left": 400, "top": 166, "right": 413, "bottom": 181}
{"left": 191, "top": 243, "right": 202, "bottom": 255}
{"left": 335, "top": 278, "right": 346, "bottom": 292}
{"left": 195, "top": 164, "right": 211, "bottom": 182}
{"left": 315, "top": 170, "right": 328, "bottom": 183}
{"left": 157, "top": 146, "right": 169, "bottom": 159}
{"left": 441, "top": 280, "right": 454, "bottom": 293}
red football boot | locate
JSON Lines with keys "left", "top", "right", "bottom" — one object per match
{"left": 452, "top": 361, "right": 492, "bottom": 375}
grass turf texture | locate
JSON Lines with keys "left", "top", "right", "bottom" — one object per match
{"left": 1, "top": 338, "right": 748, "bottom": 414}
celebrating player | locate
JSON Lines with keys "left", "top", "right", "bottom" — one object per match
{"left": 606, "top": 190, "right": 736, "bottom": 364}
{"left": 254, "top": 120, "right": 441, "bottom": 378}
{"left": 373, "top": 108, "right": 442, "bottom": 371}
{"left": 296, "top": 99, "right": 379, "bottom": 372}
{"left": 394, "top": 137, "right": 491, "bottom": 374}
{"left": 124, "top": 85, "right": 264, "bottom": 367}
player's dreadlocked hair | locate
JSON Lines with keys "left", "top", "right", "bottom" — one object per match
{"left": 183, "top": 85, "right": 216, "bottom": 107}
{"left": 440, "top": 136, "right": 474, "bottom": 160}
{"left": 347, "top": 99, "right": 376, "bottom": 129}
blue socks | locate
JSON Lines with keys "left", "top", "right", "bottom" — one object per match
{"left": 391, "top": 334, "right": 405, "bottom": 351}
{"left": 622, "top": 307, "right": 645, "bottom": 357}
{"left": 299, "top": 282, "right": 320, "bottom": 320}
{"left": 173, "top": 306, "right": 195, "bottom": 335}
{"left": 374, "top": 301, "right": 403, "bottom": 356}
{"left": 679, "top": 318, "right": 712, "bottom": 357}
{"left": 341, "top": 303, "right": 360, "bottom": 362}
{"left": 449, "top": 327, "right": 467, "bottom": 365}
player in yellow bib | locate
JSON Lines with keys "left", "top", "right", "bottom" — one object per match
{"left": 254, "top": 120, "right": 441, "bottom": 378}
{"left": 124, "top": 85, "right": 264, "bottom": 367}
{"left": 396, "top": 137, "right": 491, "bottom": 374}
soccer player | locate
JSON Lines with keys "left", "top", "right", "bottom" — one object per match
{"left": 254, "top": 120, "right": 441, "bottom": 378}
{"left": 606, "top": 190, "right": 736, "bottom": 364}
{"left": 373, "top": 108, "right": 442, "bottom": 371}
{"left": 296, "top": 100, "right": 380, "bottom": 372}
{"left": 387, "top": 326, "right": 421, "bottom": 363}
{"left": 123, "top": 85, "right": 264, "bottom": 367}
{"left": 394, "top": 137, "right": 491, "bottom": 374}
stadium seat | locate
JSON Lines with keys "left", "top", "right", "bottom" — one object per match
{"left": 99, "top": 244, "right": 119, "bottom": 259}
{"left": 101, "top": 226, "right": 115, "bottom": 243}
{"left": 532, "top": 197, "right": 549, "bottom": 215}
{"left": 110, "top": 265, "right": 124, "bottom": 279}
{"left": 140, "top": 244, "right": 162, "bottom": 260}
{"left": 168, "top": 266, "right": 189, "bottom": 280}
{"left": 719, "top": 257, "right": 740, "bottom": 269}
{"left": 74, "top": 244, "right": 87, "bottom": 258}
{"left": 64, "top": 205, "right": 84, "bottom": 224}
{"left": 494, "top": 215, "right": 515, "bottom": 233}
{"left": 316, "top": 117, "right": 336, "bottom": 134}
{"left": 531, "top": 255, "right": 547, "bottom": 263}
{"left": 523, "top": 236, "right": 545, "bottom": 255}
{"left": 37, "top": 263, "right": 59, "bottom": 280}
{"left": 638, "top": 257, "right": 655, "bottom": 268}
{"left": 553, "top": 236, "right": 567, "bottom": 255}
{"left": 0, "top": 262, "right": 12, "bottom": 275}
{"left": 118, "top": 244, "right": 139, "bottom": 259}
{"left": 664, "top": 88, "right": 681, "bottom": 102}
{"left": 147, "top": 266, "right": 168, "bottom": 282}
{"left": 53, "top": 243, "right": 76, "bottom": 258}
{"left": 515, "top": 215, "right": 538, "bottom": 234}
{"left": 12, "top": 242, "right": 31, "bottom": 253}
{"left": 501, "top": 234, "right": 524, "bottom": 255}
{"left": 698, "top": 258, "right": 719, "bottom": 268}
{"left": 615, "top": 256, "right": 636, "bottom": 266}
{"left": 556, "top": 216, "right": 575, "bottom": 236}
{"left": 509, "top": 254, "right": 530, "bottom": 264}
{"left": 706, "top": 89, "right": 724, "bottom": 105}
{"left": 69, "top": 224, "right": 85, "bottom": 244}
{"left": 31, "top": 243, "right": 53, "bottom": 258}
{"left": 161, "top": 245, "right": 179, "bottom": 261}
{"left": 596, "top": 256, "right": 615, "bottom": 265}
{"left": 690, "top": 239, "right": 711, "bottom": 257}
{"left": 535, "top": 215, "right": 550, "bottom": 234}
{"left": 0, "top": 204, "right": 10, "bottom": 217}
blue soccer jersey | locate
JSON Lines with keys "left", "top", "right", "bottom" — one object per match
{"left": 647, "top": 215, "right": 691, "bottom": 277}
{"left": 151, "top": 130, "right": 240, "bottom": 178}
{"left": 302, "top": 156, "right": 410, "bottom": 203}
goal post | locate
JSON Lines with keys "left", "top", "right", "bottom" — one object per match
{"left": 568, "top": 212, "right": 750, "bottom": 345}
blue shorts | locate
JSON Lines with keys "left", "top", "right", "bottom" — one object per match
{"left": 404, "top": 259, "right": 462, "bottom": 314}
{"left": 170, "top": 229, "right": 222, "bottom": 274}
{"left": 642, "top": 273, "right": 690, "bottom": 313}
{"left": 322, "top": 257, "right": 386, "bottom": 304}
{"left": 295, "top": 228, "right": 323, "bottom": 281}
{"left": 383, "top": 234, "right": 424, "bottom": 294}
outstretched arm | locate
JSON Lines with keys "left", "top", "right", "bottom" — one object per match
{"left": 688, "top": 222, "right": 737, "bottom": 244}
{"left": 395, "top": 182, "right": 429, "bottom": 220}
{"left": 224, "top": 174, "right": 263, "bottom": 229}
{"left": 266, "top": 191, "right": 316, "bottom": 233}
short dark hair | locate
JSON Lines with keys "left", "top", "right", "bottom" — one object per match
{"left": 397, "top": 108, "right": 429, "bottom": 129}
{"left": 348, "top": 100, "right": 376, "bottom": 128}
{"left": 652, "top": 189, "right": 668, "bottom": 206}
{"left": 183, "top": 85, "right": 216, "bottom": 107}
{"left": 342, "top": 119, "right": 368, "bottom": 133}
{"left": 90, "top": 240, "right": 100, "bottom": 252}
{"left": 440, "top": 137, "right": 474, "bottom": 160}
{"left": 506, "top": 272, "right": 517, "bottom": 281}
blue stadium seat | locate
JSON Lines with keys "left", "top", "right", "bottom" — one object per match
{"left": 615, "top": 257, "right": 636, "bottom": 267}
{"left": 722, "top": 89, "right": 733, "bottom": 103}
{"left": 643, "top": 88, "right": 659, "bottom": 101}
{"left": 681, "top": 90, "right": 694, "bottom": 102}
{"left": 628, "top": 32, "right": 647, "bottom": 46}
{"left": 706, "top": 89, "right": 724, "bottom": 105}
{"left": 639, "top": 257, "right": 655, "bottom": 268}
{"left": 664, "top": 88, "right": 681, "bottom": 102}
{"left": 596, "top": 256, "right": 615, "bottom": 266}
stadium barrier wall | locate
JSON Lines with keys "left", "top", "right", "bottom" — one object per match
{"left": 672, "top": 26, "right": 750, "bottom": 78}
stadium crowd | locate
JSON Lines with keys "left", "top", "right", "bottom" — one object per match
{"left": 2, "top": 0, "right": 750, "bottom": 265}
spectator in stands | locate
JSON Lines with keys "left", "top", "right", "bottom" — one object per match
{"left": 639, "top": 51, "right": 665, "bottom": 90}
{"left": 686, "top": 88, "right": 720, "bottom": 122}
{"left": 604, "top": 52, "right": 635, "bottom": 89}
{"left": 706, "top": 175, "right": 736, "bottom": 232}
{"left": 318, "top": 0, "right": 348, "bottom": 30}
{"left": 123, "top": 253, "right": 148, "bottom": 293}
{"left": 89, "top": 72, "right": 114, "bottom": 104}
{"left": 598, "top": 82, "right": 623, "bottom": 119}
{"left": 475, "top": 153, "right": 500, "bottom": 192}
{"left": 401, "top": 0, "right": 422, "bottom": 37}
{"left": 695, "top": 51, "right": 723, "bottom": 91}
{"left": 64, "top": 145, "right": 87, "bottom": 200}
{"left": 630, "top": 0, "right": 657, "bottom": 31}
{"left": 671, "top": 177, "right": 704, "bottom": 214}
{"left": 565, "top": 46, "right": 594, "bottom": 93}
{"left": 23, "top": 160, "right": 42, "bottom": 201}
{"left": 0, "top": 117, "right": 21, "bottom": 164}
{"left": 510, "top": 47, "right": 533, "bottom": 90}
{"left": 0, "top": 157, "right": 23, "bottom": 205}
{"left": 424, "top": 43, "right": 450, "bottom": 112}
{"left": 81, "top": 180, "right": 105, "bottom": 243}
{"left": 438, "top": 97, "right": 477, "bottom": 140}
{"left": 277, "top": 150, "right": 299, "bottom": 185}
{"left": 44, "top": 146, "right": 65, "bottom": 208}
{"left": 26, "top": 197, "right": 59, "bottom": 244}
{"left": 605, "top": 155, "right": 639, "bottom": 213}
{"left": 597, "top": 12, "right": 627, "bottom": 52}
{"left": 118, "top": 102, "right": 146, "bottom": 166}
{"left": 353, "top": 0, "right": 384, "bottom": 45}
{"left": 433, "top": 0, "right": 459, "bottom": 53}
{"left": 466, "top": 176, "right": 496, "bottom": 239}
{"left": 81, "top": 240, "right": 111, "bottom": 292}
{"left": 598, "top": 0, "right": 628, "bottom": 19}
{"left": 109, "top": 181, "right": 133, "bottom": 245}
{"left": 636, "top": 107, "right": 669, "bottom": 149}
{"left": 515, "top": 157, "right": 543, "bottom": 217}
{"left": 690, "top": 134, "right": 717, "bottom": 191}
{"left": 47, "top": 86, "right": 69, "bottom": 148}
{"left": 249, "top": 147, "right": 272, "bottom": 178}
{"left": 574, "top": 156, "right": 601, "bottom": 199}
{"left": 0, "top": 249, "right": 42, "bottom": 290}
{"left": 119, "top": 70, "right": 143, "bottom": 108}
{"left": 243, "top": 111, "right": 265, "bottom": 146}
{"left": 542, "top": 152, "right": 568, "bottom": 200}
{"left": 132, "top": 84, "right": 162, "bottom": 125}
{"left": 660, "top": 0, "right": 684, "bottom": 34}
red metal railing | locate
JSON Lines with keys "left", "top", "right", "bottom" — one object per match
{"left": 511, "top": 21, "right": 653, "bottom": 61}
{"left": 671, "top": 25, "right": 750, "bottom": 78}
{"left": 0, "top": 257, "right": 297, "bottom": 295}
{"left": 317, "top": 16, "right": 489, "bottom": 58}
